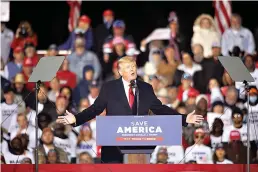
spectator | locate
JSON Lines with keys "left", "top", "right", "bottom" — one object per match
{"left": 52, "top": 123, "right": 76, "bottom": 162}
{"left": 38, "top": 112, "right": 52, "bottom": 131}
{"left": 11, "top": 21, "right": 38, "bottom": 50}
{"left": 95, "top": 9, "right": 114, "bottom": 57}
{"left": 222, "top": 71, "right": 235, "bottom": 86}
{"left": 22, "top": 57, "right": 35, "bottom": 91}
{"left": 208, "top": 78, "right": 224, "bottom": 104}
{"left": 88, "top": 81, "right": 100, "bottom": 105}
{"left": 176, "top": 73, "right": 199, "bottom": 103}
{"left": 222, "top": 107, "right": 254, "bottom": 145}
{"left": 167, "top": 86, "right": 180, "bottom": 109}
{"left": 224, "top": 86, "right": 238, "bottom": 110}
{"left": 56, "top": 58, "right": 77, "bottom": 89}
{"left": 59, "top": 15, "right": 93, "bottom": 51}
{"left": 47, "top": 77, "right": 61, "bottom": 103}
{"left": 73, "top": 65, "right": 94, "bottom": 105}
{"left": 155, "top": 147, "right": 169, "bottom": 164}
{"left": 3, "top": 136, "right": 34, "bottom": 164}
{"left": 236, "top": 54, "right": 258, "bottom": 97}
{"left": 1, "top": 128, "right": 9, "bottom": 155}
{"left": 60, "top": 86, "right": 77, "bottom": 114}
{"left": 78, "top": 152, "right": 94, "bottom": 164}
{"left": 1, "top": 87, "right": 18, "bottom": 131}
{"left": 9, "top": 102, "right": 37, "bottom": 130}
{"left": 213, "top": 143, "right": 233, "bottom": 164}
{"left": 150, "top": 145, "right": 184, "bottom": 164}
{"left": 38, "top": 127, "right": 68, "bottom": 164}
{"left": 37, "top": 83, "right": 56, "bottom": 120}
{"left": 103, "top": 20, "right": 136, "bottom": 57}
{"left": 76, "top": 123, "right": 97, "bottom": 158}
{"left": 185, "top": 128, "right": 213, "bottom": 164}
{"left": 4, "top": 47, "right": 24, "bottom": 81}
{"left": 78, "top": 98, "right": 90, "bottom": 113}
{"left": 210, "top": 118, "right": 224, "bottom": 151}
{"left": 49, "top": 95, "right": 68, "bottom": 121}
{"left": 46, "top": 44, "right": 58, "bottom": 57}
{"left": 168, "top": 11, "right": 186, "bottom": 61}
{"left": 173, "top": 52, "right": 202, "bottom": 86}
{"left": 67, "top": 37, "right": 101, "bottom": 81}
{"left": 20, "top": 157, "right": 32, "bottom": 164}
{"left": 47, "top": 149, "right": 58, "bottom": 164}
{"left": 158, "top": 46, "right": 180, "bottom": 86}
{"left": 1, "top": 22, "right": 14, "bottom": 64}
{"left": 193, "top": 42, "right": 224, "bottom": 93}
{"left": 185, "top": 89, "right": 199, "bottom": 113}
{"left": 222, "top": 14, "right": 255, "bottom": 56}
{"left": 17, "top": 134, "right": 31, "bottom": 152}
{"left": 156, "top": 88, "right": 169, "bottom": 105}
{"left": 105, "top": 60, "right": 120, "bottom": 82}
{"left": 191, "top": 14, "right": 220, "bottom": 58}
{"left": 13, "top": 73, "right": 35, "bottom": 110}
{"left": 192, "top": 44, "right": 205, "bottom": 63}
{"left": 229, "top": 46, "right": 245, "bottom": 58}
{"left": 224, "top": 130, "right": 251, "bottom": 164}
{"left": 0, "top": 58, "right": 7, "bottom": 79}
{"left": 24, "top": 42, "right": 39, "bottom": 67}
{"left": 9, "top": 113, "right": 37, "bottom": 149}
{"left": 103, "top": 37, "right": 126, "bottom": 78}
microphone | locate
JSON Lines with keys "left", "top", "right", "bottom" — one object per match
{"left": 130, "top": 80, "right": 137, "bottom": 88}
{"left": 130, "top": 80, "right": 139, "bottom": 115}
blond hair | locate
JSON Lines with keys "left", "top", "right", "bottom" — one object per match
{"left": 117, "top": 56, "right": 136, "bottom": 71}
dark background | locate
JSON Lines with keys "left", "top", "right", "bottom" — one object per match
{"left": 6, "top": 1, "right": 258, "bottom": 50}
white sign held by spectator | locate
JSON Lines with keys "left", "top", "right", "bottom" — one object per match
{"left": 145, "top": 28, "right": 171, "bottom": 44}
{"left": 1, "top": 2, "right": 10, "bottom": 22}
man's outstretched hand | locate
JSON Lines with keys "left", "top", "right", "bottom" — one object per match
{"left": 56, "top": 110, "right": 76, "bottom": 125}
{"left": 186, "top": 110, "right": 204, "bottom": 124}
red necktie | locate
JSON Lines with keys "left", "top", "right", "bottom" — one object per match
{"left": 129, "top": 86, "right": 135, "bottom": 109}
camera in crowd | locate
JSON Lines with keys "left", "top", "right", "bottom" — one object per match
{"left": 19, "top": 25, "right": 29, "bottom": 38}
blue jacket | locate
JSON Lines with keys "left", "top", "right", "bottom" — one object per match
{"left": 58, "top": 28, "right": 93, "bottom": 50}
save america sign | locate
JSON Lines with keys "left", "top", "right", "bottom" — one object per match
{"left": 96, "top": 115, "right": 182, "bottom": 146}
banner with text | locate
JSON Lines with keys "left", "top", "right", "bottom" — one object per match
{"left": 96, "top": 115, "right": 182, "bottom": 146}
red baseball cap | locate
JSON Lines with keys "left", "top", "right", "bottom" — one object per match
{"left": 103, "top": 9, "right": 114, "bottom": 16}
{"left": 23, "top": 58, "right": 33, "bottom": 67}
{"left": 79, "top": 15, "right": 91, "bottom": 24}
{"left": 230, "top": 130, "right": 241, "bottom": 141}
{"left": 14, "top": 46, "right": 23, "bottom": 53}
{"left": 188, "top": 89, "right": 199, "bottom": 98}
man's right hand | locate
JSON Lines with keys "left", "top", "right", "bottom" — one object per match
{"left": 56, "top": 110, "right": 76, "bottom": 125}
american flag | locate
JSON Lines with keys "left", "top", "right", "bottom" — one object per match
{"left": 213, "top": 0, "right": 232, "bottom": 35}
{"left": 67, "top": 0, "right": 82, "bottom": 32}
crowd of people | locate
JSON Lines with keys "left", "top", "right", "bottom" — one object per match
{"left": 1, "top": 8, "right": 258, "bottom": 165}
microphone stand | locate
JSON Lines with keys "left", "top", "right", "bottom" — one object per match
{"left": 243, "top": 80, "right": 250, "bottom": 172}
{"left": 35, "top": 80, "right": 41, "bottom": 172}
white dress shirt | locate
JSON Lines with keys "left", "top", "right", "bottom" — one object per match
{"left": 122, "top": 77, "right": 136, "bottom": 103}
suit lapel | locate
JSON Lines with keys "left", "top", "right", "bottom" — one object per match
{"left": 117, "top": 78, "right": 132, "bottom": 114}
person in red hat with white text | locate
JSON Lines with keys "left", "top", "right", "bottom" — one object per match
{"left": 59, "top": 15, "right": 93, "bottom": 51}
{"left": 4, "top": 46, "right": 24, "bottom": 81}
{"left": 22, "top": 57, "right": 35, "bottom": 91}
{"left": 95, "top": 9, "right": 115, "bottom": 57}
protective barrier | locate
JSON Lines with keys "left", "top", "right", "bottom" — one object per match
{"left": 2, "top": 164, "right": 258, "bottom": 172}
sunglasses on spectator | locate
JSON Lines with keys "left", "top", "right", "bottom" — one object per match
{"left": 195, "top": 135, "right": 204, "bottom": 139}
{"left": 233, "top": 114, "right": 242, "bottom": 118}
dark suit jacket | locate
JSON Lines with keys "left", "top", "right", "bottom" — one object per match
{"left": 74, "top": 77, "right": 186, "bottom": 163}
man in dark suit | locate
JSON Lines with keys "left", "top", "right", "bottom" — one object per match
{"left": 94, "top": 9, "right": 114, "bottom": 58}
{"left": 57, "top": 56, "right": 204, "bottom": 163}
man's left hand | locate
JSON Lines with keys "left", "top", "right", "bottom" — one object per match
{"left": 186, "top": 110, "right": 204, "bottom": 124}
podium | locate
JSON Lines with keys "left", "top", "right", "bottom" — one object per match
{"left": 96, "top": 115, "right": 182, "bottom": 164}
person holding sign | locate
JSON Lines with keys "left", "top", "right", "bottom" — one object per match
{"left": 56, "top": 56, "right": 204, "bottom": 163}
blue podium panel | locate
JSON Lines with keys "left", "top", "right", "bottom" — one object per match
{"left": 96, "top": 115, "right": 182, "bottom": 146}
